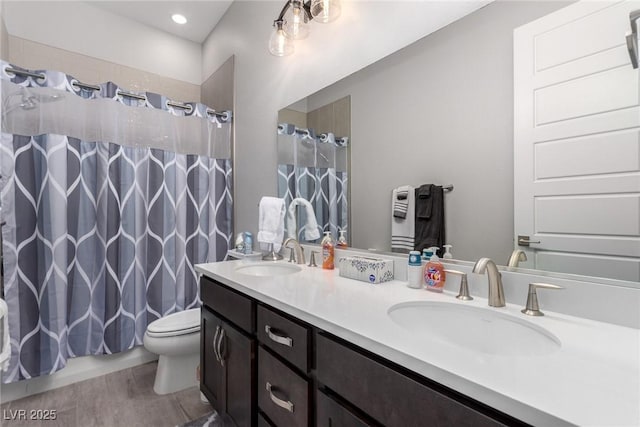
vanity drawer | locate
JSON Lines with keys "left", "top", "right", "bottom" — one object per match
{"left": 316, "top": 333, "right": 507, "bottom": 427}
{"left": 257, "top": 304, "right": 310, "bottom": 372}
{"left": 201, "top": 277, "right": 254, "bottom": 334}
{"left": 258, "top": 347, "right": 310, "bottom": 427}
{"left": 258, "top": 412, "right": 272, "bottom": 427}
{"left": 316, "top": 390, "right": 373, "bottom": 427}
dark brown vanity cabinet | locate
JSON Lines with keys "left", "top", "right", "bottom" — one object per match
{"left": 200, "top": 276, "right": 527, "bottom": 427}
{"left": 200, "top": 277, "right": 256, "bottom": 427}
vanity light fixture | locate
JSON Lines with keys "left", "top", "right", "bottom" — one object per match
{"left": 268, "top": 0, "right": 341, "bottom": 57}
{"left": 171, "top": 14, "right": 187, "bottom": 25}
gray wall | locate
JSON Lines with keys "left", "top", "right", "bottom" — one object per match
{"left": 305, "top": 0, "right": 570, "bottom": 263}
{"left": 0, "top": 9, "right": 8, "bottom": 61}
{"left": 201, "top": 56, "right": 235, "bottom": 111}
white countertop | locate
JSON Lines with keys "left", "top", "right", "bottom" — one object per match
{"left": 196, "top": 260, "right": 640, "bottom": 427}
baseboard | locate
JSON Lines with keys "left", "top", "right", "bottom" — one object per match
{"left": 0, "top": 347, "right": 159, "bottom": 403}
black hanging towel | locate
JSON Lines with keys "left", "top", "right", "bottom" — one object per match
{"left": 414, "top": 184, "right": 445, "bottom": 256}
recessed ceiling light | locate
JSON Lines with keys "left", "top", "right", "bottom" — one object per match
{"left": 172, "top": 14, "right": 187, "bottom": 25}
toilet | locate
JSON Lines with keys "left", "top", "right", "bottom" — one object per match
{"left": 143, "top": 308, "right": 201, "bottom": 395}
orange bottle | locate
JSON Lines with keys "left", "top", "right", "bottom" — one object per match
{"left": 424, "top": 247, "right": 446, "bottom": 292}
{"left": 321, "top": 231, "right": 335, "bottom": 270}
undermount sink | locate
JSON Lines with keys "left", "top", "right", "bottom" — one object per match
{"left": 388, "top": 301, "right": 560, "bottom": 357}
{"left": 235, "top": 262, "right": 302, "bottom": 277}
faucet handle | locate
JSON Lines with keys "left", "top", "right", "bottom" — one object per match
{"left": 445, "top": 269, "right": 473, "bottom": 301}
{"left": 521, "top": 282, "right": 563, "bottom": 316}
{"left": 308, "top": 251, "right": 318, "bottom": 267}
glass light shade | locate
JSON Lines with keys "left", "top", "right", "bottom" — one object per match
{"left": 269, "top": 24, "right": 295, "bottom": 57}
{"left": 310, "top": 0, "right": 341, "bottom": 23}
{"left": 283, "top": 1, "right": 310, "bottom": 40}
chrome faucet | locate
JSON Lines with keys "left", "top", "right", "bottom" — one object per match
{"left": 472, "top": 258, "right": 505, "bottom": 307}
{"left": 507, "top": 249, "right": 527, "bottom": 267}
{"left": 283, "top": 238, "right": 305, "bottom": 265}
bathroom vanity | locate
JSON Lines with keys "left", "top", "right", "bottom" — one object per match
{"left": 196, "top": 258, "right": 640, "bottom": 427}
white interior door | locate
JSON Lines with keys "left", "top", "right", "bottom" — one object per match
{"left": 514, "top": 0, "right": 640, "bottom": 282}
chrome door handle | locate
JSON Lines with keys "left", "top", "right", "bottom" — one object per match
{"left": 517, "top": 235, "right": 540, "bottom": 246}
{"left": 627, "top": 10, "right": 640, "bottom": 69}
{"left": 266, "top": 382, "right": 294, "bottom": 413}
{"left": 216, "top": 328, "right": 226, "bottom": 366}
{"left": 626, "top": 32, "right": 638, "bottom": 68}
{"left": 213, "top": 326, "right": 221, "bottom": 362}
{"left": 265, "top": 325, "right": 293, "bottom": 347}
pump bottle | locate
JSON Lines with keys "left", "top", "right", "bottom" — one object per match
{"left": 321, "top": 231, "right": 335, "bottom": 270}
{"left": 424, "top": 246, "right": 446, "bottom": 292}
{"left": 337, "top": 230, "right": 348, "bottom": 249}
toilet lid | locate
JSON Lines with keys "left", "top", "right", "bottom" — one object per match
{"left": 147, "top": 308, "right": 200, "bottom": 336}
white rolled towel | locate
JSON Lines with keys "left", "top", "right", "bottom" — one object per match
{"left": 286, "top": 198, "right": 321, "bottom": 241}
{"left": 257, "top": 197, "right": 286, "bottom": 252}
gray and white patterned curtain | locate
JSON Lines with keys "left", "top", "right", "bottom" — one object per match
{"left": 277, "top": 124, "right": 348, "bottom": 241}
{"left": 0, "top": 62, "right": 233, "bottom": 383}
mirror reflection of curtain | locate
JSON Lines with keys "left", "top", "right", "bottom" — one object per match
{"left": 277, "top": 124, "right": 348, "bottom": 241}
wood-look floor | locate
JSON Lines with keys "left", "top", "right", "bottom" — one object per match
{"left": 0, "top": 362, "right": 212, "bottom": 427}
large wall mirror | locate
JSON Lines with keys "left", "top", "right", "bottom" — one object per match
{"left": 277, "top": 0, "right": 640, "bottom": 288}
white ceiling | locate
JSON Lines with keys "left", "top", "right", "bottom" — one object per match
{"left": 89, "top": 1, "right": 234, "bottom": 43}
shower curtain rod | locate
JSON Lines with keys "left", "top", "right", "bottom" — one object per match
{"left": 5, "top": 66, "right": 229, "bottom": 119}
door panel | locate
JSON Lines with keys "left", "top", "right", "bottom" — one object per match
{"left": 201, "top": 307, "right": 226, "bottom": 412}
{"left": 536, "top": 251, "right": 640, "bottom": 281}
{"left": 534, "top": 66, "right": 637, "bottom": 125}
{"left": 514, "top": 0, "right": 640, "bottom": 281}
{"left": 534, "top": 1, "right": 632, "bottom": 71}
{"left": 535, "top": 194, "right": 640, "bottom": 236}
{"left": 223, "top": 322, "right": 255, "bottom": 427}
{"left": 534, "top": 130, "right": 640, "bottom": 179}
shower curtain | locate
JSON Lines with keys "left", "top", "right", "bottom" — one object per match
{"left": 277, "top": 124, "right": 348, "bottom": 240}
{"left": 0, "top": 62, "right": 233, "bottom": 383}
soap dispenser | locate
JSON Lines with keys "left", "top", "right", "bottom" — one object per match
{"left": 337, "top": 229, "right": 348, "bottom": 249}
{"left": 424, "top": 246, "right": 446, "bottom": 292}
{"left": 442, "top": 244, "right": 453, "bottom": 259}
{"left": 321, "top": 231, "right": 335, "bottom": 270}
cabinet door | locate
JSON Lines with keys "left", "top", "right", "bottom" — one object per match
{"left": 201, "top": 307, "right": 226, "bottom": 413}
{"left": 219, "top": 319, "right": 256, "bottom": 427}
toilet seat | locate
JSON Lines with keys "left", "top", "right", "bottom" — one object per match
{"left": 146, "top": 308, "right": 200, "bottom": 338}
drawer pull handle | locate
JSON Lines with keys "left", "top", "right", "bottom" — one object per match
{"left": 265, "top": 325, "right": 293, "bottom": 347}
{"left": 266, "top": 382, "right": 294, "bottom": 413}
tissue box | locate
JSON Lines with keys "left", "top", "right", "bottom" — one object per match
{"left": 338, "top": 256, "right": 394, "bottom": 284}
